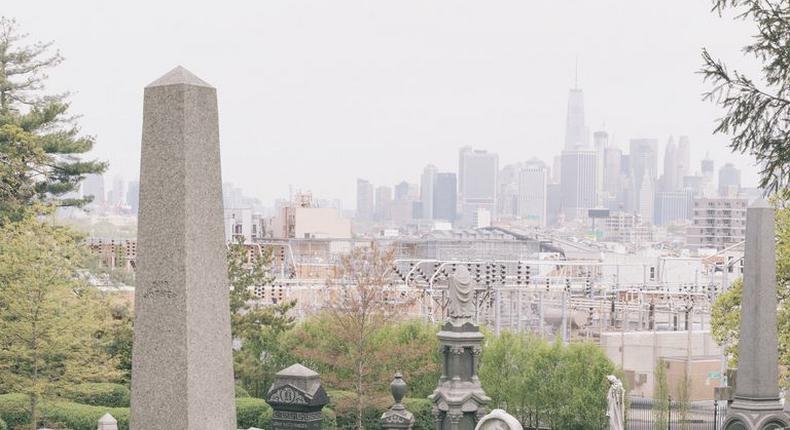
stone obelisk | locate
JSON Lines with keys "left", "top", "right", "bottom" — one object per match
{"left": 724, "top": 199, "right": 789, "bottom": 429}
{"left": 131, "top": 66, "right": 236, "bottom": 430}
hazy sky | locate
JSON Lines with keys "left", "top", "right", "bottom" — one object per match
{"left": 6, "top": 1, "right": 764, "bottom": 207}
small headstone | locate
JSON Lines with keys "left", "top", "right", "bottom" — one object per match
{"left": 381, "top": 373, "right": 415, "bottom": 430}
{"left": 266, "top": 363, "right": 329, "bottom": 430}
{"left": 474, "top": 409, "right": 522, "bottom": 430}
{"left": 98, "top": 413, "right": 118, "bottom": 430}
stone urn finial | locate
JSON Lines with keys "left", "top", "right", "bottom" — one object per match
{"left": 382, "top": 372, "right": 415, "bottom": 430}
{"left": 391, "top": 372, "right": 407, "bottom": 406}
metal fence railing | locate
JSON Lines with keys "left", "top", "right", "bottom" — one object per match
{"left": 627, "top": 397, "right": 727, "bottom": 430}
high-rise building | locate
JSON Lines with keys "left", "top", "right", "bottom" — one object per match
{"left": 498, "top": 164, "right": 520, "bottom": 219}
{"left": 629, "top": 138, "right": 659, "bottom": 219}
{"left": 560, "top": 148, "right": 597, "bottom": 220}
{"left": 718, "top": 163, "right": 741, "bottom": 197}
{"left": 546, "top": 182, "right": 563, "bottom": 226}
{"left": 356, "top": 179, "right": 374, "bottom": 220}
{"left": 82, "top": 173, "right": 105, "bottom": 206}
{"left": 661, "top": 137, "right": 678, "bottom": 192}
{"left": 603, "top": 146, "right": 622, "bottom": 196}
{"left": 375, "top": 186, "right": 392, "bottom": 221}
{"left": 593, "top": 131, "right": 608, "bottom": 200}
{"left": 564, "top": 87, "right": 587, "bottom": 150}
{"left": 127, "top": 180, "right": 140, "bottom": 214}
{"left": 394, "top": 181, "right": 411, "bottom": 201}
{"left": 686, "top": 197, "right": 747, "bottom": 249}
{"left": 654, "top": 190, "right": 693, "bottom": 225}
{"left": 420, "top": 165, "right": 437, "bottom": 219}
{"left": 676, "top": 136, "right": 691, "bottom": 187}
{"left": 433, "top": 173, "right": 457, "bottom": 222}
{"left": 519, "top": 158, "right": 548, "bottom": 227}
{"left": 111, "top": 175, "right": 126, "bottom": 206}
{"left": 458, "top": 149, "right": 498, "bottom": 225}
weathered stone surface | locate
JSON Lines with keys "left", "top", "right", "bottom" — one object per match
{"left": 266, "top": 364, "right": 329, "bottom": 430}
{"left": 381, "top": 373, "right": 415, "bottom": 430}
{"left": 430, "top": 267, "right": 490, "bottom": 430}
{"left": 724, "top": 199, "right": 790, "bottom": 429}
{"left": 97, "top": 413, "right": 118, "bottom": 430}
{"left": 130, "top": 66, "right": 236, "bottom": 430}
{"left": 474, "top": 409, "right": 522, "bottom": 430}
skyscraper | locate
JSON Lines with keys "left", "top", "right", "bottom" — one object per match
{"left": 603, "top": 146, "right": 622, "bottom": 196}
{"left": 519, "top": 158, "right": 548, "bottom": 227}
{"left": 127, "top": 180, "right": 140, "bottom": 214}
{"left": 629, "top": 138, "right": 659, "bottom": 220}
{"left": 593, "top": 131, "right": 608, "bottom": 200}
{"left": 458, "top": 149, "right": 499, "bottom": 225}
{"left": 420, "top": 165, "right": 438, "bottom": 219}
{"left": 718, "top": 163, "right": 742, "bottom": 196}
{"left": 564, "top": 87, "right": 587, "bottom": 150}
{"left": 676, "top": 136, "right": 691, "bottom": 187}
{"left": 498, "top": 164, "right": 520, "bottom": 219}
{"left": 560, "top": 148, "right": 597, "bottom": 220}
{"left": 433, "top": 173, "right": 457, "bottom": 222}
{"left": 661, "top": 137, "right": 678, "bottom": 192}
{"left": 356, "top": 179, "right": 374, "bottom": 220}
{"left": 375, "top": 186, "right": 392, "bottom": 221}
{"left": 82, "top": 173, "right": 105, "bottom": 206}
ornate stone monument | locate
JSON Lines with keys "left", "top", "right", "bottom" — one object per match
{"left": 473, "top": 409, "right": 523, "bottom": 430}
{"left": 130, "top": 67, "right": 236, "bottom": 430}
{"left": 430, "top": 265, "right": 490, "bottom": 430}
{"left": 606, "top": 375, "right": 625, "bottom": 430}
{"left": 723, "top": 199, "right": 790, "bottom": 429}
{"left": 381, "top": 373, "right": 415, "bottom": 430}
{"left": 266, "top": 363, "right": 329, "bottom": 430}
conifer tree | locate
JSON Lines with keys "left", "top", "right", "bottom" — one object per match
{"left": 0, "top": 17, "right": 106, "bottom": 221}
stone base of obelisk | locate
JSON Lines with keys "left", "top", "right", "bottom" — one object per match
{"left": 724, "top": 397, "right": 789, "bottom": 430}
{"left": 429, "top": 323, "right": 490, "bottom": 430}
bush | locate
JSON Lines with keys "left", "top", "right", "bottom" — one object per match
{"left": 39, "top": 399, "right": 129, "bottom": 430}
{"left": 236, "top": 397, "right": 270, "bottom": 429}
{"left": 235, "top": 383, "right": 251, "bottom": 398}
{"left": 403, "top": 398, "right": 433, "bottom": 430}
{"left": 0, "top": 416, "right": 7, "bottom": 430}
{"left": 257, "top": 403, "right": 337, "bottom": 430}
{"left": 0, "top": 394, "right": 32, "bottom": 430}
{"left": 62, "top": 383, "right": 131, "bottom": 407}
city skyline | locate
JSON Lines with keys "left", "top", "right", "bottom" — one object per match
{"left": 5, "top": 1, "right": 766, "bottom": 207}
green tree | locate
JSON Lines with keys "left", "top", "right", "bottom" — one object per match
{"left": 227, "top": 237, "right": 296, "bottom": 398}
{"left": 653, "top": 359, "right": 669, "bottom": 430}
{"left": 700, "top": 0, "right": 790, "bottom": 194}
{"left": 287, "top": 244, "right": 425, "bottom": 430}
{"left": 0, "top": 17, "right": 106, "bottom": 221}
{"left": 479, "top": 332, "right": 616, "bottom": 430}
{"left": 0, "top": 216, "right": 120, "bottom": 429}
{"left": 710, "top": 192, "right": 790, "bottom": 386}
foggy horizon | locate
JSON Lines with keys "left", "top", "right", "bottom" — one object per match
{"left": 5, "top": 1, "right": 766, "bottom": 208}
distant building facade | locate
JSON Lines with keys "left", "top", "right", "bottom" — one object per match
{"left": 686, "top": 197, "right": 747, "bottom": 249}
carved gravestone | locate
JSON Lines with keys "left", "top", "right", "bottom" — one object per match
{"left": 381, "top": 373, "right": 415, "bottom": 430}
{"left": 266, "top": 364, "right": 329, "bottom": 430}
{"left": 97, "top": 413, "right": 118, "bottom": 430}
{"left": 474, "top": 409, "right": 522, "bottom": 430}
{"left": 429, "top": 266, "right": 491, "bottom": 430}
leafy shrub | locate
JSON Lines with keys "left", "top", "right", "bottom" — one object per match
{"left": 236, "top": 397, "right": 270, "bottom": 429}
{"left": 0, "top": 416, "right": 7, "bottom": 430}
{"left": 0, "top": 394, "right": 32, "bottom": 430}
{"left": 235, "top": 383, "right": 251, "bottom": 398}
{"left": 39, "top": 399, "right": 129, "bottom": 430}
{"left": 403, "top": 398, "right": 433, "bottom": 430}
{"left": 62, "top": 383, "right": 131, "bottom": 407}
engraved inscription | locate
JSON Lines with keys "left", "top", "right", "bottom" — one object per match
{"left": 142, "top": 280, "right": 176, "bottom": 300}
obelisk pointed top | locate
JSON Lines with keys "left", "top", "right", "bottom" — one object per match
{"left": 146, "top": 66, "right": 213, "bottom": 88}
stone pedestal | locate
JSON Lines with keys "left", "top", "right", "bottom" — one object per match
{"left": 724, "top": 199, "right": 789, "bottom": 429}
{"left": 429, "top": 322, "right": 490, "bottom": 430}
{"left": 130, "top": 66, "right": 236, "bottom": 430}
{"left": 266, "top": 364, "right": 329, "bottom": 430}
{"left": 381, "top": 373, "right": 415, "bottom": 430}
